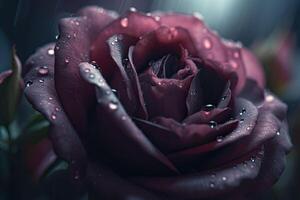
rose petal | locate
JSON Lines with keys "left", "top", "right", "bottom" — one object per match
{"left": 107, "top": 35, "right": 148, "bottom": 119}
{"left": 24, "top": 43, "right": 87, "bottom": 181}
{"left": 86, "top": 162, "right": 163, "bottom": 200}
{"left": 239, "top": 79, "right": 265, "bottom": 105}
{"left": 183, "top": 107, "right": 232, "bottom": 124}
{"left": 168, "top": 98, "right": 258, "bottom": 164}
{"left": 186, "top": 69, "right": 228, "bottom": 115}
{"left": 139, "top": 67, "right": 193, "bottom": 121}
{"left": 153, "top": 12, "right": 227, "bottom": 62}
{"left": 90, "top": 11, "right": 160, "bottom": 79}
{"left": 55, "top": 7, "right": 117, "bottom": 136}
{"left": 132, "top": 26, "right": 197, "bottom": 72}
{"left": 241, "top": 48, "right": 265, "bottom": 88}
{"left": 134, "top": 117, "right": 238, "bottom": 154}
{"left": 132, "top": 148, "right": 264, "bottom": 199}
{"left": 79, "top": 62, "right": 178, "bottom": 176}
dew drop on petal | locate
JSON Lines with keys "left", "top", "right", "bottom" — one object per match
{"left": 216, "top": 136, "right": 223, "bottom": 142}
{"left": 108, "top": 101, "right": 118, "bottom": 110}
{"left": 26, "top": 81, "right": 33, "bottom": 87}
{"left": 39, "top": 79, "right": 44, "bottom": 83}
{"left": 47, "top": 49, "right": 54, "bottom": 56}
{"left": 154, "top": 16, "right": 160, "bottom": 21}
{"left": 233, "top": 51, "right": 240, "bottom": 58}
{"left": 193, "top": 12, "right": 204, "bottom": 20}
{"left": 51, "top": 114, "right": 57, "bottom": 120}
{"left": 202, "top": 37, "right": 212, "bottom": 49}
{"left": 129, "top": 7, "right": 137, "bottom": 12}
{"left": 266, "top": 95, "right": 274, "bottom": 102}
{"left": 37, "top": 66, "right": 49, "bottom": 75}
{"left": 208, "top": 121, "right": 217, "bottom": 128}
{"left": 203, "top": 104, "right": 215, "bottom": 111}
{"left": 121, "top": 115, "right": 127, "bottom": 121}
{"left": 65, "top": 58, "right": 69, "bottom": 64}
{"left": 89, "top": 73, "right": 95, "bottom": 79}
{"left": 276, "top": 131, "right": 280, "bottom": 136}
{"left": 209, "top": 182, "right": 215, "bottom": 188}
{"left": 120, "top": 18, "right": 128, "bottom": 27}
{"left": 222, "top": 176, "right": 227, "bottom": 181}
{"left": 229, "top": 60, "right": 238, "bottom": 69}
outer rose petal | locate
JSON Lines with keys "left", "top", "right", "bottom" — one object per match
{"left": 79, "top": 62, "right": 178, "bottom": 176}
{"left": 86, "top": 163, "right": 164, "bottom": 200}
{"left": 132, "top": 148, "right": 264, "bottom": 200}
{"left": 241, "top": 48, "right": 265, "bottom": 88}
{"left": 55, "top": 7, "right": 118, "bottom": 137}
{"left": 24, "top": 43, "right": 87, "bottom": 181}
{"left": 152, "top": 12, "right": 246, "bottom": 93}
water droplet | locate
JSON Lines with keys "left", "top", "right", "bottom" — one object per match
{"left": 73, "top": 33, "right": 77, "bottom": 38}
{"left": 39, "top": 79, "right": 44, "bottom": 83}
{"left": 51, "top": 114, "right": 57, "bottom": 120}
{"left": 246, "top": 126, "right": 251, "bottom": 130}
{"left": 202, "top": 37, "right": 212, "bottom": 49}
{"left": 222, "top": 176, "right": 227, "bottom": 181}
{"left": 108, "top": 101, "right": 118, "bottom": 110}
{"left": 26, "top": 81, "right": 33, "bottom": 87}
{"left": 37, "top": 66, "right": 49, "bottom": 75}
{"left": 209, "top": 182, "right": 215, "bottom": 188}
{"left": 233, "top": 51, "right": 239, "bottom": 58}
{"left": 89, "top": 73, "right": 95, "bottom": 79}
{"left": 239, "top": 108, "right": 246, "bottom": 115}
{"left": 75, "top": 21, "right": 80, "bottom": 26}
{"left": 203, "top": 104, "right": 215, "bottom": 111}
{"left": 266, "top": 95, "right": 274, "bottom": 102}
{"left": 65, "top": 58, "right": 69, "bottom": 64}
{"left": 48, "top": 97, "right": 53, "bottom": 100}
{"left": 67, "top": 34, "right": 71, "bottom": 39}
{"left": 208, "top": 121, "right": 217, "bottom": 128}
{"left": 55, "top": 35, "right": 60, "bottom": 40}
{"left": 154, "top": 16, "right": 160, "bottom": 21}
{"left": 121, "top": 115, "right": 127, "bottom": 120}
{"left": 169, "top": 27, "right": 178, "bottom": 38}
{"left": 221, "top": 95, "right": 227, "bottom": 101}
{"left": 146, "top": 13, "right": 152, "bottom": 16}
{"left": 229, "top": 60, "right": 238, "bottom": 69}
{"left": 120, "top": 18, "right": 129, "bottom": 27}
{"left": 250, "top": 157, "right": 255, "bottom": 162}
{"left": 216, "top": 136, "right": 223, "bottom": 142}
{"left": 276, "top": 131, "right": 280, "bottom": 136}
{"left": 55, "top": 107, "right": 60, "bottom": 112}
{"left": 122, "top": 58, "right": 129, "bottom": 66}
{"left": 129, "top": 7, "right": 137, "bottom": 12}
{"left": 84, "top": 68, "right": 90, "bottom": 73}
{"left": 193, "top": 12, "right": 203, "bottom": 20}
{"left": 47, "top": 49, "right": 54, "bottom": 56}
{"left": 112, "top": 89, "right": 118, "bottom": 96}
{"left": 55, "top": 46, "right": 60, "bottom": 50}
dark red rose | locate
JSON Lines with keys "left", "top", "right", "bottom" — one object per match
{"left": 24, "top": 6, "right": 292, "bottom": 200}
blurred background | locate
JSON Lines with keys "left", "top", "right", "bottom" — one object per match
{"left": 0, "top": 0, "right": 299, "bottom": 199}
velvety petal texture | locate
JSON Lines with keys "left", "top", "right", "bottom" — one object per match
{"left": 24, "top": 6, "right": 291, "bottom": 200}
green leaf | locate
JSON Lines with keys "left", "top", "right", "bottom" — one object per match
{"left": 0, "top": 47, "right": 23, "bottom": 126}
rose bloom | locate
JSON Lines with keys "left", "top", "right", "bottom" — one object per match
{"left": 24, "top": 6, "right": 292, "bottom": 200}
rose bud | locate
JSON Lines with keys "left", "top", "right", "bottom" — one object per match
{"left": 23, "top": 7, "right": 292, "bottom": 200}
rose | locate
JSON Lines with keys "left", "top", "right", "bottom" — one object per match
{"left": 23, "top": 6, "right": 292, "bottom": 200}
